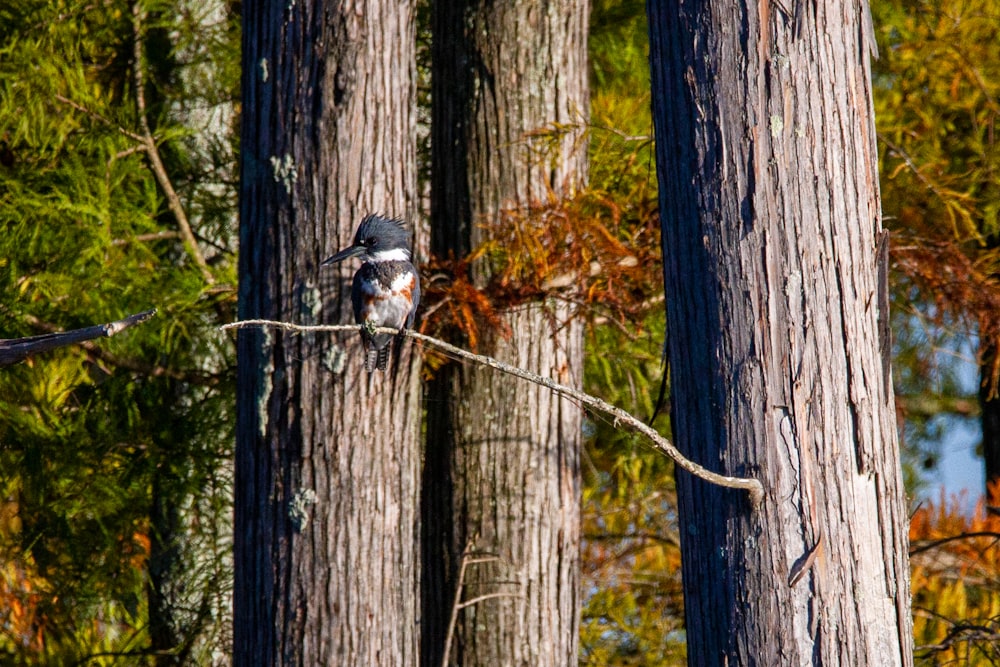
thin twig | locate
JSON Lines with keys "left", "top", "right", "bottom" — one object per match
{"left": 455, "top": 591, "right": 524, "bottom": 610}
{"left": 54, "top": 94, "right": 145, "bottom": 142}
{"left": 909, "top": 531, "right": 1000, "bottom": 557}
{"left": 132, "top": 3, "right": 215, "bottom": 285}
{"left": 112, "top": 230, "right": 182, "bottom": 246}
{"left": 442, "top": 543, "right": 480, "bottom": 667}
{"left": 440, "top": 545, "right": 521, "bottom": 667}
{"left": 220, "top": 318, "right": 766, "bottom": 506}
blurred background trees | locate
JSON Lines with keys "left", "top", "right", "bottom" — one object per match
{"left": 1, "top": 0, "right": 998, "bottom": 663}
{"left": 874, "top": 0, "right": 1000, "bottom": 501}
{"left": 0, "top": 0, "right": 238, "bottom": 662}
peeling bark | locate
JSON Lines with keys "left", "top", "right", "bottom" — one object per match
{"left": 648, "top": 0, "right": 914, "bottom": 664}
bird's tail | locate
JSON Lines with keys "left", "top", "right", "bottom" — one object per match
{"left": 363, "top": 345, "right": 381, "bottom": 373}
{"left": 374, "top": 345, "right": 390, "bottom": 372}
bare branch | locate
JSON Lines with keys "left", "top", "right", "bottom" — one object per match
{"left": 787, "top": 536, "right": 823, "bottom": 587}
{"left": 54, "top": 94, "right": 145, "bottom": 142}
{"left": 112, "top": 230, "right": 182, "bottom": 246}
{"left": 442, "top": 542, "right": 475, "bottom": 667}
{"left": 909, "top": 531, "right": 1000, "bottom": 557}
{"left": 220, "top": 318, "right": 766, "bottom": 506}
{"left": 455, "top": 591, "right": 525, "bottom": 610}
{"left": 0, "top": 309, "right": 157, "bottom": 367}
{"left": 131, "top": 3, "right": 215, "bottom": 286}
{"left": 54, "top": 14, "right": 216, "bottom": 288}
{"left": 439, "top": 543, "right": 519, "bottom": 667}
{"left": 17, "top": 311, "right": 219, "bottom": 385}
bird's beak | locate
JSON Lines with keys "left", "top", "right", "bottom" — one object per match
{"left": 321, "top": 244, "right": 365, "bottom": 266}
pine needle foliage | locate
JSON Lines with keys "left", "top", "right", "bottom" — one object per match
{"left": 0, "top": 0, "right": 238, "bottom": 662}
{"left": 578, "top": 2, "right": 686, "bottom": 664}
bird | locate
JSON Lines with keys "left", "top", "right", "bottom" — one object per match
{"left": 321, "top": 214, "right": 420, "bottom": 372}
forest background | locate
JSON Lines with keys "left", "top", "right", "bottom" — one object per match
{"left": 1, "top": 0, "right": 999, "bottom": 664}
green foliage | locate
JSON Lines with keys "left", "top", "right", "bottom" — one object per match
{"left": 589, "top": 0, "right": 654, "bottom": 191}
{"left": 580, "top": 3, "right": 686, "bottom": 664}
{"left": 0, "top": 0, "right": 238, "bottom": 661}
{"left": 590, "top": 0, "right": 650, "bottom": 100}
{"left": 5, "top": 0, "right": 997, "bottom": 663}
{"left": 582, "top": 313, "right": 685, "bottom": 666}
{"left": 874, "top": 0, "right": 1000, "bottom": 243}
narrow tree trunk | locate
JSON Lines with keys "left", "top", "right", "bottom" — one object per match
{"left": 980, "top": 348, "right": 1000, "bottom": 500}
{"left": 648, "top": 1, "right": 914, "bottom": 665}
{"left": 235, "top": 1, "right": 421, "bottom": 664}
{"left": 423, "top": 2, "right": 588, "bottom": 665}
{"left": 149, "top": 467, "right": 183, "bottom": 666}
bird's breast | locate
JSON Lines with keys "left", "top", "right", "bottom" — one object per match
{"left": 356, "top": 271, "right": 417, "bottom": 328}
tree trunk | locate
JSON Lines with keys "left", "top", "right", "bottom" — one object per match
{"left": 647, "top": 1, "right": 914, "bottom": 665}
{"left": 235, "top": 1, "right": 421, "bottom": 665}
{"left": 423, "top": 2, "right": 588, "bottom": 665}
{"left": 980, "top": 347, "right": 1000, "bottom": 501}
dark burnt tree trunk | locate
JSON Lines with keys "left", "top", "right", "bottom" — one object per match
{"left": 980, "top": 347, "right": 1000, "bottom": 500}
{"left": 423, "top": 1, "right": 588, "bottom": 665}
{"left": 235, "top": 1, "right": 421, "bottom": 665}
{"left": 648, "top": 0, "right": 914, "bottom": 665}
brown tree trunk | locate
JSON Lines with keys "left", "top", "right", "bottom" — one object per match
{"left": 648, "top": 1, "right": 914, "bottom": 665}
{"left": 235, "top": 1, "right": 421, "bottom": 665}
{"left": 423, "top": 1, "right": 588, "bottom": 665}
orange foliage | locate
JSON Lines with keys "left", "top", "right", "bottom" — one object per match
{"left": 0, "top": 558, "right": 46, "bottom": 653}
{"left": 419, "top": 192, "right": 662, "bottom": 355}
{"left": 0, "top": 528, "right": 150, "bottom": 656}
{"left": 874, "top": 0, "right": 1000, "bottom": 397}
{"left": 909, "top": 482, "right": 1000, "bottom": 664}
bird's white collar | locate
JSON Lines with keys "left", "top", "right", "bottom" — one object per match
{"left": 370, "top": 248, "right": 411, "bottom": 262}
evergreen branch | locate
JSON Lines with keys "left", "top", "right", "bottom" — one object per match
{"left": 132, "top": 3, "right": 215, "bottom": 286}
{"left": 0, "top": 310, "right": 156, "bottom": 367}
{"left": 112, "top": 231, "right": 183, "bottom": 246}
{"left": 55, "top": 60, "right": 215, "bottom": 287}
{"left": 220, "top": 318, "right": 766, "bottom": 506}
{"left": 53, "top": 94, "right": 145, "bottom": 142}
{"left": 78, "top": 339, "right": 221, "bottom": 386}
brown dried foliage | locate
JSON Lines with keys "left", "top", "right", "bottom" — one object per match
{"left": 893, "top": 234, "right": 1000, "bottom": 396}
{"left": 419, "top": 192, "right": 662, "bottom": 357}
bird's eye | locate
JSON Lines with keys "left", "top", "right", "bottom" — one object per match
{"left": 363, "top": 237, "right": 376, "bottom": 247}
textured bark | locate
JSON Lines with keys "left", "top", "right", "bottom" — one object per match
{"left": 648, "top": 1, "right": 914, "bottom": 665}
{"left": 423, "top": 1, "right": 588, "bottom": 665}
{"left": 235, "top": 1, "right": 421, "bottom": 665}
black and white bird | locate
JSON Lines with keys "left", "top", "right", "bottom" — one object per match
{"left": 321, "top": 214, "right": 420, "bottom": 372}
